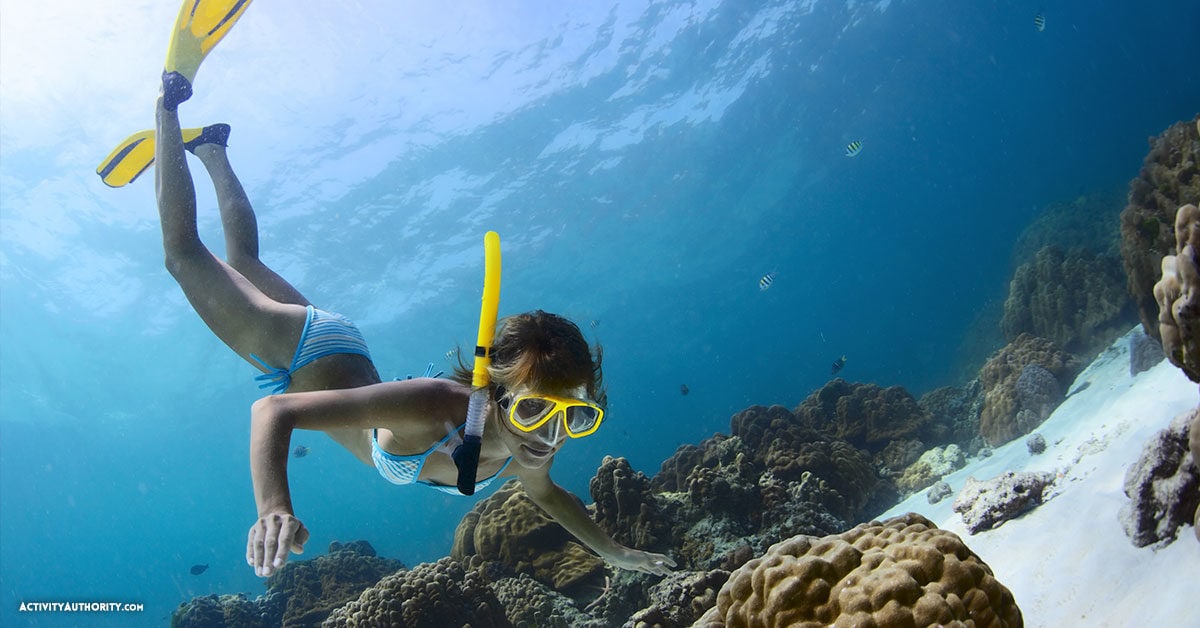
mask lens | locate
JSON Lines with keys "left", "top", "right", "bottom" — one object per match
{"left": 564, "top": 406, "right": 600, "bottom": 434}
{"left": 512, "top": 397, "right": 553, "bottom": 426}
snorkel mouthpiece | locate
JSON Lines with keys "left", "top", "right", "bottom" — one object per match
{"left": 454, "top": 231, "right": 501, "bottom": 495}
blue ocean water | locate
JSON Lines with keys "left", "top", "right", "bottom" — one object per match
{"left": 1, "top": 0, "right": 1196, "bottom": 625}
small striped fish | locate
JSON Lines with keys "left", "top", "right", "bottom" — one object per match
{"left": 1034, "top": 12, "right": 1045, "bottom": 32}
{"left": 759, "top": 271, "right": 777, "bottom": 291}
{"left": 845, "top": 140, "right": 863, "bottom": 157}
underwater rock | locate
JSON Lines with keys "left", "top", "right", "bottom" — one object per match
{"left": 1130, "top": 326, "right": 1167, "bottom": 376}
{"left": 1027, "top": 432, "right": 1047, "bottom": 455}
{"left": 1192, "top": 410, "right": 1200, "bottom": 543}
{"left": 264, "top": 539, "right": 404, "bottom": 626}
{"left": 1119, "top": 408, "right": 1200, "bottom": 548}
{"left": 694, "top": 513, "right": 1022, "bottom": 627}
{"left": 978, "top": 334, "right": 1082, "bottom": 446}
{"left": 896, "top": 444, "right": 967, "bottom": 494}
{"left": 927, "top": 480, "right": 953, "bottom": 504}
{"left": 1015, "top": 364, "right": 1063, "bottom": 432}
{"left": 324, "top": 557, "right": 509, "bottom": 627}
{"left": 1000, "top": 245, "right": 1134, "bottom": 358}
{"left": 452, "top": 480, "right": 605, "bottom": 591}
{"left": 952, "top": 470, "right": 1056, "bottom": 534}
{"left": 1120, "top": 114, "right": 1200, "bottom": 342}
{"left": 1153, "top": 204, "right": 1200, "bottom": 382}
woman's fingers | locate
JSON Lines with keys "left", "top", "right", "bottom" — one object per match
{"left": 246, "top": 513, "right": 307, "bottom": 577}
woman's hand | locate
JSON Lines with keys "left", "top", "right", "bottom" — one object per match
{"left": 247, "top": 512, "right": 309, "bottom": 577}
{"left": 605, "top": 547, "right": 676, "bottom": 575}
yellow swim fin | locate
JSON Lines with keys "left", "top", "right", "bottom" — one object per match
{"left": 164, "top": 0, "right": 254, "bottom": 84}
{"left": 96, "top": 127, "right": 207, "bottom": 188}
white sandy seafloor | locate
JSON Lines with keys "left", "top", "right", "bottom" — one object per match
{"left": 879, "top": 327, "right": 1199, "bottom": 628}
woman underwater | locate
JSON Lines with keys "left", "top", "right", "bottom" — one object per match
{"left": 148, "top": 2, "right": 674, "bottom": 580}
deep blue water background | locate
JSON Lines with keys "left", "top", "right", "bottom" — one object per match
{"left": 2, "top": 0, "right": 1198, "bottom": 625}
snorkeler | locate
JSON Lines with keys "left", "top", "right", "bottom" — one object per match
{"left": 137, "top": 0, "right": 674, "bottom": 578}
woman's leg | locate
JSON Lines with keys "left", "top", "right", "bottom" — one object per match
{"left": 191, "top": 142, "right": 312, "bottom": 307}
{"left": 155, "top": 97, "right": 303, "bottom": 369}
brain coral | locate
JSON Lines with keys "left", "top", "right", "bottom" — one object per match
{"left": 1000, "top": 245, "right": 1133, "bottom": 357}
{"left": 694, "top": 513, "right": 1023, "bottom": 628}
{"left": 1154, "top": 204, "right": 1200, "bottom": 382}
{"left": 324, "top": 557, "right": 509, "bottom": 627}
{"left": 451, "top": 480, "right": 605, "bottom": 591}
{"left": 1120, "top": 114, "right": 1200, "bottom": 341}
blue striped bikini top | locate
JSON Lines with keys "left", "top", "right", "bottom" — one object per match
{"left": 371, "top": 426, "right": 513, "bottom": 495}
{"left": 250, "top": 305, "right": 372, "bottom": 394}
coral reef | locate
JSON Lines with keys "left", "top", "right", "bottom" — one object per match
{"left": 952, "top": 471, "right": 1055, "bottom": 534}
{"left": 732, "top": 402, "right": 898, "bottom": 523}
{"left": 1153, "top": 203, "right": 1200, "bottom": 382}
{"left": 171, "top": 592, "right": 285, "bottom": 628}
{"left": 1119, "top": 408, "right": 1200, "bottom": 547}
{"left": 1120, "top": 115, "right": 1200, "bottom": 341}
{"left": 1129, "top": 326, "right": 1167, "bottom": 376}
{"left": 325, "top": 557, "right": 508, "bottom": 627}
{"left": 918, "top": 380, "right": 986, "bottom": 454}
{"left": 1000, "top": 245, "right": 1134, "bottom": 358}
{"left": 451, "top": 480, "right": 605, "bottom": 591}
{"left": 1010, "top": 192, "right": 1124, "bottom": 267}
{"left": 264, "top": 540, "right": 403, "bottom": 626}
{"left": 626, "top": 569, "right": 730, "bottom": 628}
{"left": 791, "top": 379, "right": 935, "bottom": 455}
{"left": 589, "top": 456, "right": 671, "bottom": 552}
{"left": 694, "top": 513, "right": 1023, "bottom": 627}
{"left": 486, "top": 571, "right": 603, "bottom": 628}
{"left": 978, "top": 334, "right": 1082, "bottom": 445}
{"left": 172, "top": 540, "right": 398, "bottom": 628}
{"left": 896, "top": 445, "right": 966, "bottom": 495}
{"left": 649, "top": 404, "right": 867, "bottom": 570}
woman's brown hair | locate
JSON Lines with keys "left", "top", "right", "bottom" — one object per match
{"left": 451, "top": 310, "right": 606, "bottom": 407}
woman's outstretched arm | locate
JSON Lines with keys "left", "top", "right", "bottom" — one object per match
{"left": 247, "top": 395, "right": 310, "bottom": 576}
{"left": 517, "top": 463, "right": 675, "bottom": 575}
{"left": 245, "top": 379, "right": 457, "bottom": 576}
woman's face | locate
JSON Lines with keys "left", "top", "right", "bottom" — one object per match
{"left": 494, "top": 385, "right": 581, "bottom": 468}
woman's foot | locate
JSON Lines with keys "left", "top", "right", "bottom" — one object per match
{"left": 184, "top": 123, "right": 232, "bottom": 154}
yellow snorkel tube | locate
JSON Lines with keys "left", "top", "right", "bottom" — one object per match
{"left": 452, "top": 231, "right": 502, "bottom": 495}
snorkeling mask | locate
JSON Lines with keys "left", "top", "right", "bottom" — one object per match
{"left": 496, "top": 386, "right": 604, "bottom": 438}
